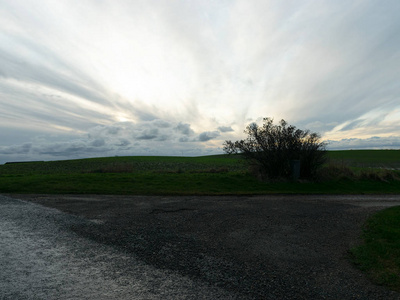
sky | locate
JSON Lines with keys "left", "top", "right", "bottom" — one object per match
{"left": 1, "top": 0, "right": 400, "bottom": 163}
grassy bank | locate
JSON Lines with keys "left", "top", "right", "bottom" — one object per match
{"left": 0, "top": 150, "right": 400, "bottom": 195}
{"left": 350, "top": 206, "right": 400, "bottom": 291}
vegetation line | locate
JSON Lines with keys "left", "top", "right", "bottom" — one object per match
{"left": 0, "top": 150, "right": 399, "bottom": 195}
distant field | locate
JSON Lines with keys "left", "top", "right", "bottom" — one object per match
{"left": 0, "top": 150, "right": 399, "bottom": 195}
{"left": 1, "top": 155, "right": 245, "bottom": 174}
{"left": 327, "top": 150, "right": 400, "bottom": 169}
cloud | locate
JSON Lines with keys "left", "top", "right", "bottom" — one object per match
{"left": 217, "top": 126, "right": 234, "bottom": 133}
{"left": 198, "top": 131, "right": 220, "bottom": 142}
{"left": 137, "top": 129, "right": 159, "bottom": 140}
{"left": 0, "top": 143, "right": 32, "bottom": 155}
{"left": 90, "top": 138, "right": 106, "bottom": 147}
{"left": 0, "top": 0, "right": 400, "bottom": 161}
{"left": 174, "top": 123, "right": 195, "bottom": 136}
{"left": 0, "top": 119, "right": 227, "bottom": 163}
{"left": 322, "top": 107, "right": 400, "bottom": 141}
{"left": 37, "top": 141, "right": 106, "bottom": 157}
{"left": 328, "top": 136, "right": 400, "bottom": 150}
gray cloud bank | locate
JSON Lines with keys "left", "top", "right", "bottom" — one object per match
{"left": 0, "top": 119, "right": 227, "bottom": 163}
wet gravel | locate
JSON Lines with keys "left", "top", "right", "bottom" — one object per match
{"left": 0, "top": 195, "right": 237, "bottom": 299}
{"left": 3, "top": 194, "right": 400, "bottom": 299}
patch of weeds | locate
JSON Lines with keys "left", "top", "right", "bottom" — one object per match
{"left": 87, "top": 163, "right": 135, "bottom": 173}
{"left": 316, "top": 164, "right": 400, "bottom": 183}
{"left": 358, "top": 169, "right": 400, "bottom": 183}
{"left": 381, "top": 171, "right": 400, "bottom": 182}
{"left": 189, "top": 167, "right": 229, "bottom": 174}
{"left": 359, "top": 170, "right": 384, "bottom": 182}
{"left": 315, "top": 164, "right": 356, "bottom": 181}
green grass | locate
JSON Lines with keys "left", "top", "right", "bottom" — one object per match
{"left": 0, "top": 151, "right": 400, "bottom": 195}
{"left": 2, "top": 172, "right": 400, "bottom": 195}
{"left": 350, "top": 206, "right": 400, "bottom": 291}
{"left": 0, "top": 155, "right": 245, "bottom": 175}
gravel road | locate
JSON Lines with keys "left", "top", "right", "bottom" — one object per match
{"left": 2, "top": 194, "right": 400, "bottom": 299}
{"left": 0, "top": 195, "right": 236, "bottom": 299}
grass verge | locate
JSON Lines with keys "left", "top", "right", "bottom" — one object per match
{"left": 1, "top": 171, "right": 400, "bottom": 195}
{"left": 350, "top": 206, "right": 400, "bottom": 291}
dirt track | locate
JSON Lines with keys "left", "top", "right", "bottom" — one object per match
{"left": 5, "top": 194, "right": 400, "bottom": 299}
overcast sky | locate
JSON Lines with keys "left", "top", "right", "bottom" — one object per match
{"left": 1, "top": 0, "right": 400, "bottom": 163}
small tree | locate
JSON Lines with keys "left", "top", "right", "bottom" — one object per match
{"left": 223, "top": 118, "right": 327, "bottom": 180}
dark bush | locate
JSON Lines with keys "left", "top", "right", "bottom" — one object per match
{"left": 223, "top": 118, "right": 327, "bottom": 180}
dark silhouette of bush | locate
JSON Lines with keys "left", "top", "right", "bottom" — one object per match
{"left": 223, "top": 118, "right": 327, "bottom": 180}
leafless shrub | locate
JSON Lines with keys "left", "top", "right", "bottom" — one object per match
{"left": 224, "top": 118, "right": 327, "bottom": 180}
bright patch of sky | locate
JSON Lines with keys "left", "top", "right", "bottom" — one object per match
{"left": 1, "top": 0, "right": 400, "bottom": 163}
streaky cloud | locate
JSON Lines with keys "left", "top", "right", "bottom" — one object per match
{"left": 328, "top": 136, "right": 400, "bottom": 150}
{"left": 0, "top": 0, "right": 400, "bottom": 161}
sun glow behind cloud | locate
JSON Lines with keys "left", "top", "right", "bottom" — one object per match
{"left": 1, "top": 0, "right": 400, "bottom": 162}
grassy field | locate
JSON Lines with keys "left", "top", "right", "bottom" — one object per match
{"left": 350, "top": 206, "right": 400, "bottom": 291}
{"left": 328, "top": 150, "right": 400, "bottom": 169}
{"left": 0, "top": 150, "right": 400, "bottom": 195}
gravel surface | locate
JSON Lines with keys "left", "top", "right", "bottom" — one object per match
{"left": 0, "top": 195, "right": 237, "bottom": 299}
{"left": 3, "top": 194, "right": 400, "bottom": 299}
